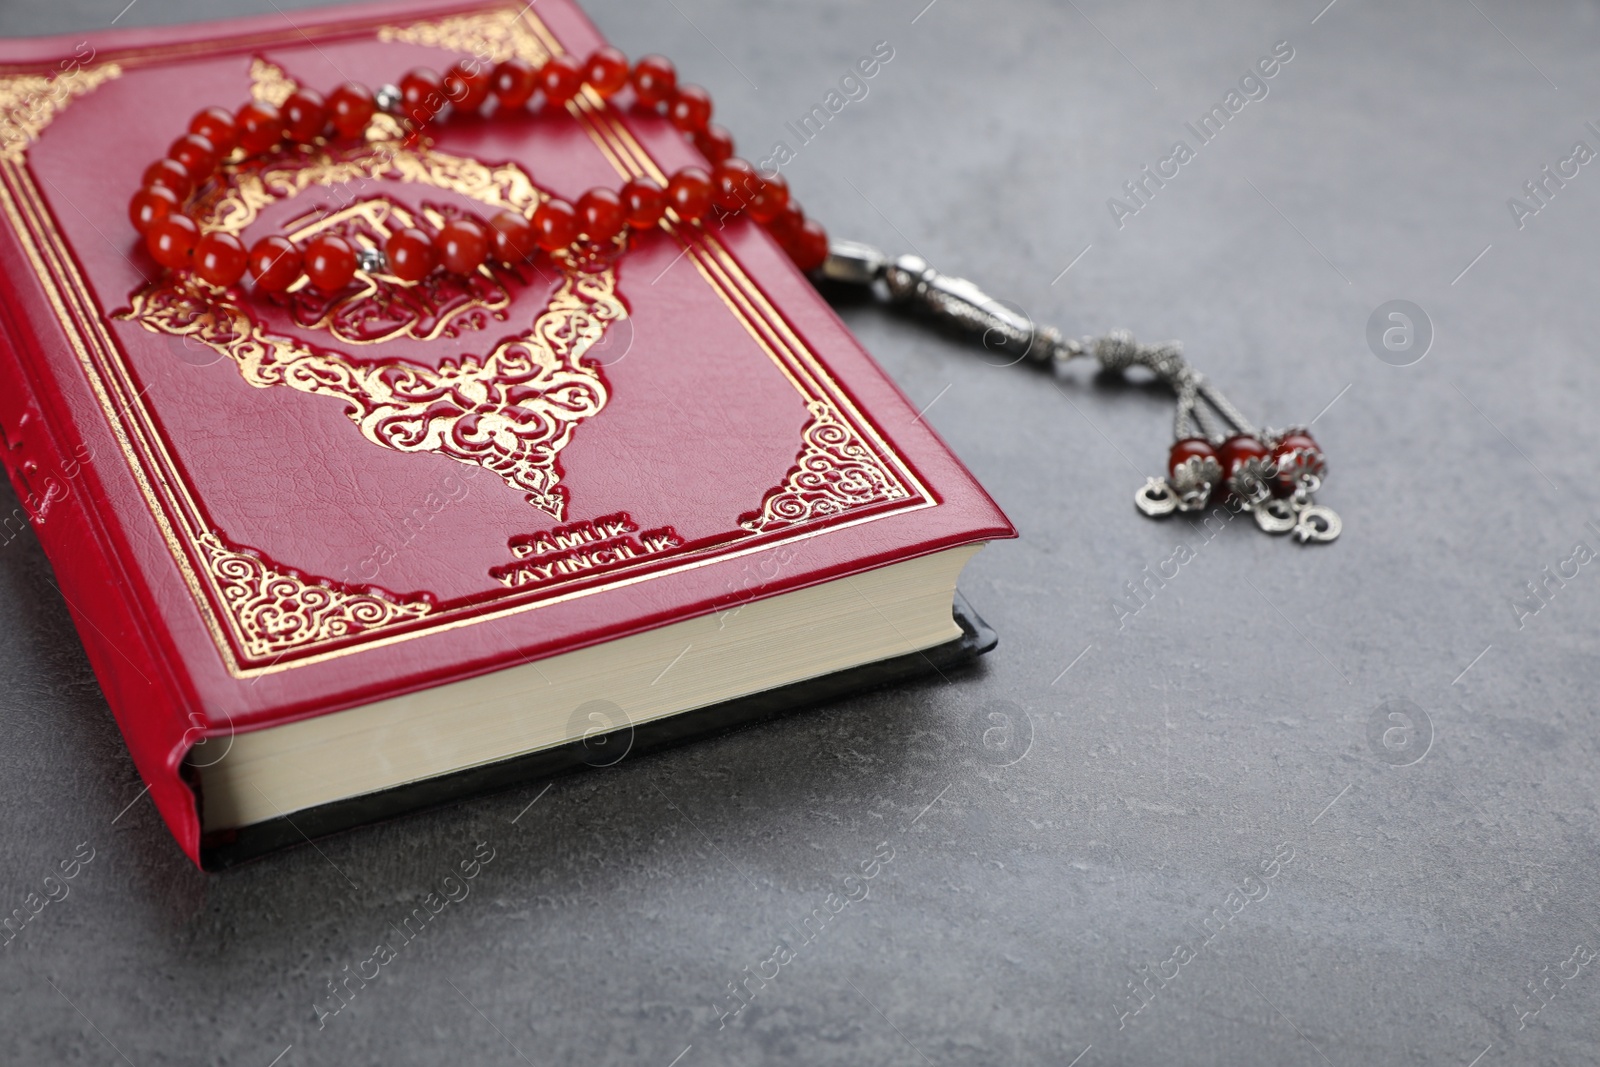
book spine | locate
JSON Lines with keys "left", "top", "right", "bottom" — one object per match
{"left": 0, "top": 265, "right": 205, "bottom": 866}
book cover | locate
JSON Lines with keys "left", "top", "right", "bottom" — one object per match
{"left": 0, "top": 0, "right": 1014, "bottom": 867}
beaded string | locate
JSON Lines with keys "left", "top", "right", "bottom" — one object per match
{"left": 127, "top": 50, "right": 829, "bottom": 293}
{"left": 125, "top": 47, "right": 1339, "bottom": 542}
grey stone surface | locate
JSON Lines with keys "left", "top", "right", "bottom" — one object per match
{"left": 3, "top": 1, "right": 1598, "bottom": 1064}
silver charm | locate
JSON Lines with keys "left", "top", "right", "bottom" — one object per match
{"left": 819, "top": 240, "right": 1342, "bottom": 544}
{"left": 1293, "top": 504, "right": 1341, "bottom": 543}
{"left": 1253, "top": 497, "right": 1299, "bottom": 534}
{"left": 1135, "top": 478, "right": 1178, "bottom": 517}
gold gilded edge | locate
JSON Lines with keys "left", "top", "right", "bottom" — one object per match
{"left": 7, "top": 6, "right": 935, "bottom": 677}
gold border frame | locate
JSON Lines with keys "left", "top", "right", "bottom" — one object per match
{"left": 0, "top": 5, "right": 935, "bottom": 677}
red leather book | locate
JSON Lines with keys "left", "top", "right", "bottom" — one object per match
{"left": 0, "top": 0, "right": 1013, "bottom": 868}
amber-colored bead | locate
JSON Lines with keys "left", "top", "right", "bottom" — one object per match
{"left": 236, "top": 101, "right": 284, "bottom": 155}
{"left": 188, "top": 107, "right": 238, "bottom": 155}
{"left": 489, "top": 211, "right": 538, "bottom": 263}
{"left": 492, "top": 58, "right": 539, "bottom": 110}
{"left": 668, "top": 85, "right": 712, "bottom": 133}
{"left": 303, "top": 234, "right": 358, "bottom": 291}
{"left": 194, "top": 231, "right": 248, "bottom": 287}
{"left": 584, "top": 47, "right": 630, "bottom": 97}
{"left": 693, "top": 123, "right": 734, "bottom": 165}
{"left": 400, "top": 68, "right": 446, "bottom": 124}
{"left": 620, "top": 178, "right": 666, "bottom": 229}
{"left": 168, "top": 133, "right": 216, "bottom": 179}
{"left": 328, "top": 83, "right": 376, "bottom": 140}
{"left": 282, "top": 89, "right": 328, "bottom": 144}
{"left": 532, "top": 199, "right": 579, "bottom": 251}
{"left": 787, "top": 218, "right": 829, "bottom": 272}
{"left": 434, "top": 218, "right": 489, "bottom": 274}
{"left": 247, "top": 235, "right": 302, "bottom": 292}
{"left": 146, "top": 213, "right": 199, "bottom": 269}
{"left": 577, "top": 188, "right": 626, "bottom": 243}
{"left": 142, "top": 159, "right": 193, "bottom": 200}
{"left": 711, "top": 158, "right": 759, "bottom": 213}
{"left": 443, "top": 61, "right": 494, "bottom": 112}
{"left": 129, "top": 185, "right": 179, "bottom": 234}
{"left": 631, "top": 54, "right": 677, "bottom": 109}
{"left": 665, "top": 166, "right": 713, "bottom": 224}
{"left": 747, "top": 171, "right": 790, "bottom": 224}
{"left": 539, "top": 54, "right": 584, "bottom": 106}
{"left": 386, "top": 227, "right": 437, "bottom": 281}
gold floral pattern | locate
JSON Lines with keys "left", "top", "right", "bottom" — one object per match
{"left": 121, "top": 270, "right": 619, "bottom": 521}
{"left": 0, "top": 60, "right": 121, "bottom": 163}
{"left": 195, "top": 139, "right": 544, "bottom": 240}
{"left": 195, "top": 532, "right": 432, "bottom": 658}
{"left": 741, "top": 402, "right": 910, "bottom": 533}
{"left": 377, "top": 10, "right": 553, "bottom": 65}
{"left": 118, "top": 118, "right": 622, "bottom": 522}
{"left": 248, "top": 56, "right": 296, "bottom": 107}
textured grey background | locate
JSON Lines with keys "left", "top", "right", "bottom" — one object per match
{"left": 3, "top": 0, "right": 1598, "bottom": 1064}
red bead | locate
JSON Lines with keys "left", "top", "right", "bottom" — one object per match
{"left": 577, "top": 188, "right": 626, "bottom": 242}
{"left": 532, "top": 198, "right": 579, "bottom": 251}
{"left": 693, "top": 123, "right": 734, "bottom": 165}
{"left": 434, "top": 218, "right": 490, "bottom": 274}
{"left": 235, "top": 101, "right": 284, "bottom": 155}
{"left": 328, "top": 82, "right": 376, "bottom": 140}
{"left": 786, "top": 218, "right": 829, "bottom": 272}
{"left": 386, "top": 227, "right": 436, "bottom": 281}
{"left": 1218, "top": 435, "right": 1272, "bottom": 499}
{"left": 620, "top": 177, "right": 666, "bottom": 229}
{"left": 1169, "top": 438, "right": 1219, "bottom": 477}
{"left": 584, "top": 47, "right": 630, "bottom": 97}
{"left": 668, "top": 84, "right": 712, "bottom": 133}
{"left": 492, "top": 58, "right": 539, "bottom": 110}
{"left": 303, "top": 233, "right": 358, "bottom": 291}
{"left": 712, "top": 157, "right": 759, "bottom": 212}
{"left": 443, "top": 61, "right": 494, "bottom": 113}
{"left": 1167, "top": 438, "right": 1222, "bottom": 508}
{"left": 193, "top": 231, "right": 248, "bottom": 287}
{"left": 247, "top": 235, "right": 302, "bottom": 292}
{"left": 188, "top": 107, "right": 238, "bottom": 155}
{"left": 631, "top": 55, "right": 677, "bottom": 109}
{"left": 168, "top": 133, "right": 217, "bottom": 179}
{"left": 539, "top": 54, "right": 584, "bottom": 106}
{"left": 765, "top": 197, "right": 805, "bottom": 243}
{"left": 282, "top": 89, "right": 328, "bottom": 143}
{"left": 400, "top": 68, "right": 446, "bottom": 124}
{"left": 488, "top": 211, "right": 538, "bottom": 263}
{"left": 665, "top": 166, "right": 713, "bottom": 224}
{"left": 1270, "top": 430, "right": 1326, "bottom": 495}
{"left": 141, "top": 159, "right": 192, "bottom": 200}
{"left": 747, "top": 171, "right": 790, "bottom": 224}
{"left": 129, "top": 185, "right": 179, "bottom": 234}
{"left": 145, "top": 213, "right": 199, "bottom": 270}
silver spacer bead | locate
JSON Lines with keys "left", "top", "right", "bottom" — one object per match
{"left": 1028, "top": 325, "right": 1062, "bottom": 364}
{"left": 1053, "top": 336, "right": 1087, "bottom": 362}
{"left": 375, "top": 84, "right": 403, "bottom": 114}
{"left": 357, "top": 246, "right": 388, "bottom": 274}
{"left": 883, "top": 254, "right": 932, "bottom": 303}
